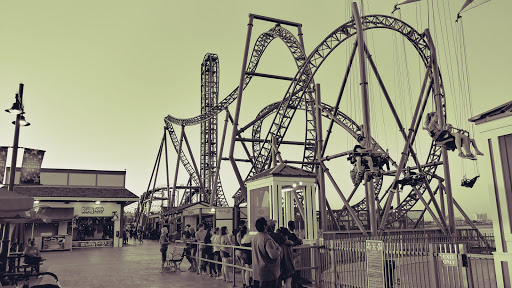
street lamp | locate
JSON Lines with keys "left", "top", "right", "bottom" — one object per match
{"left": 1, "top": 83, "right": 29, "bottom": 272}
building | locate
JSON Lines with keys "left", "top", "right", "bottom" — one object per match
{"left": 473, "top": 213, "right": 488, "bottom": 222}
{"left": 469, "top": 100, "right": 512, "bottom": 287}
{"left": 5, "top": 167, "right": 138, "bottom": 249}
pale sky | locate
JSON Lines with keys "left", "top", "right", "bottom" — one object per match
{"left": 0, "top": 0, "right": 509, "bottom": 217}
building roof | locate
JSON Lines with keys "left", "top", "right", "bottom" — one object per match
{"left": 468, "top": 100, "right": 512, "bottom": 125}
{"left": 12, "top": 186, "right": 139, "bottom": 202}
{"left": 247, "top": 163, "right": 317, "bottom": 183}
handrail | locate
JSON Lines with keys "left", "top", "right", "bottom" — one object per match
{"left": 174, "top": 240, "right": 321, "bottom": 286}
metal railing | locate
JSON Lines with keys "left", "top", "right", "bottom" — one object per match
{"left": 175, "top": 240, "right": 322, "bottom": 287}
{"left": 318, "top": 237, "right": 498, "bottom": 288}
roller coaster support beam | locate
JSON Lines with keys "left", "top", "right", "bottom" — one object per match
{"left": 245, "top": 71, "right": 293, "bottom": 81}
{"left": 139, "top": 132, "right": 164, "bottom": 228}
{"left": 338, "top": 183, "right": 361, "bottom": 216}
{"left": 326, "top": 200, "right": 341, "bottom": 231}
{"left": 229, "top": 15, "right": 254, "bottom": 201}
{"left": 236, "top": 138, "right": 305, "bottom": 146}
{"left": 183, "top": 128, "right": 205, "bottom": 201}
{"left": 171, "top": 126, "right": 185, "bottom": 208}
{"left": 250, "top": 14, "right": 301, "bottom": 27}
{"left": 292, "top": 189, "right": 305, "bottom": 221}
{"left": 164, "top": 127, "right": 171, "bottom": 208}
{"left": 379, "top": 64, "right": 431, "bottom": 230}
{"left": 439, "top": 179, "right": 446, "bottom": 219}
{"left": 412, "top": 186, "right": 447, "bottom": 234}
{"left": 315, "top": 84, "right": 328, "bottom": 233}
{"left": 353, "top": 2, "right": 377, "bottom": 236}
{"left": 361, "top": 42, "right": 448, "bottom": 234}
{"left": 322, "top": 162, "right": 368, "bottom": 236}
{"left": 228, "top": 113, "right": 255, "bottom": 166}
{"left": 425, "top": 29, "right": 456, "bottom": 235}
{"left": 381, "top": 161, "right": 443, "bottom": 176}
{"left": 146, "top": 132, "right": 165, "bottom": 230}
{"left": 414, "top": 185, "right": 439, "bottom": 228}
{"left": 211, "top": 109, "right": 230, "bottom": 207}
{"left": 453, "top": 198, "right": 491, "bottom": 248}
{"left": 322, "top": 39, "right": 358, "bottom": 157}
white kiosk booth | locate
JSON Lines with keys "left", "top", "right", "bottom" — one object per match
{"left": 246, "top": 163, "right": 318, "bottom": 242}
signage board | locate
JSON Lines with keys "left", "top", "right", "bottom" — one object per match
{"left": 215, "top": 207, "right": 233, "bottom": 219}
{"left": 41, "top": 236, "right": 67, "bottom": 251}
{"left": 366, "top": 240, "right": 384, "bottom": 288}
{"left": 82, "top": 207, "right": 105, "bottom": 214}
{"left": 72, "top": 240, "right": 113, "bottom": 248}
{"left": 439, "top": 253, "right": 458, "bottom": 267}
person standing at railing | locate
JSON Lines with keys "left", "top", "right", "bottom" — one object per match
{"left": 238, "top": 226, "right": 254, "bottom": 288}
{"left": 268, "top": 219, "right": 294, "bottom": 286}
{"left": 203, "top": 227, "right": 216, "bottom": 277}
{"left": 277, "top": 227, "right": 296, "bottom": 288}
{"left": 195, "top": 223, "right": 208, "bottom": 275}
{"left": 287, "top": 221, "right": 304, "bottom": 288}
{"left": 212, "top": 227, "right": 222, "bottom": 278}
{"left": 252, "top": 217, "right": 282, "bottom": 288}
{"left": 220, "top": 226, "right": 233, "bottom": 282}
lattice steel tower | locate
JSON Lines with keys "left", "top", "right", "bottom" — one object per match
{"left": 200, "top": 53, "right": 227, "bottom": 206}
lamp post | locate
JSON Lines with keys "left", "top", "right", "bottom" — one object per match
{"left": 1, "top": 83, "right": 30, "bottom": 272}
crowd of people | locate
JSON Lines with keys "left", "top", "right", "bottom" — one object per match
{"left": 158, "top": 218, "right": 305, "bottom": 288}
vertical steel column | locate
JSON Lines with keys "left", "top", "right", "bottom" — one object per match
{"left": 352, "top": 2, "right": 377, "bottom": 235}
{"left": 229, "top": 15, "right": 254, "bottom": 202}
{"left": 211, "top": 110, "right": 230, "bottom": 207}
{"left": 315, "top": 84, "right": 327, "bottom": 233}
{"left": 183, "top": 129, "right": 205, "bottom": 201}
{"left": 164, "top": 128, "right": 171, "bottom": 208}
{"left": 425, "top": 29, "right": 456, "bottom": 234}
{"left": 171, "top": 126, "right": 185, "bottom": 207}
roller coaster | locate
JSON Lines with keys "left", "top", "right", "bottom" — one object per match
{"left": 135, "top": 4, "right": 486, "bottom": 239}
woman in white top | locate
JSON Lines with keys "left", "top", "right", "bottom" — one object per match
{"left": 211, "top": 227, "right": 221, "bottom": 277}
{"left": 219, "top": 226, "right": 232, "bottom": 282}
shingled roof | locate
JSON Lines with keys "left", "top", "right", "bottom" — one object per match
{"left": 12, "top": 186, "right": 139, "bottom": 201}
{"left": 247, "top": 163, "right": 317, "bottom": 182}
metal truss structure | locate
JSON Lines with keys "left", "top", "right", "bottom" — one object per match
{"left": 136, "top": 8, "right": 486, "bottom": 242}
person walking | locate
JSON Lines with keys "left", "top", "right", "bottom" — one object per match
{"left": 159, "top": 227, "right": 171, "bottom": 272}
{"left": 252, "top": 217, "right": 281, "bottom": 288}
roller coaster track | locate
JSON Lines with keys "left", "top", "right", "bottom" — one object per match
{"left": 164, "top": 14, "right": 447, "bottom": 227}
{"left": 233, "top": 15, "right": 447, "bottom": 226}
{"left": 164, "top": 24, "right": 314, "bottom": 207}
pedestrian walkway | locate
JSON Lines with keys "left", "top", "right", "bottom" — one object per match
{"left": 37, "top": 238, "right": 243, "bottom": 288}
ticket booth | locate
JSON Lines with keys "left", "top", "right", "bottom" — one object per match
{"left": 246, "top": 163, "right": 318, "bottom": 241}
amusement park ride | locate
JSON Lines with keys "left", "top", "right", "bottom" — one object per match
{"left": 135, "top": 2, "right": 487, "bottom": 241}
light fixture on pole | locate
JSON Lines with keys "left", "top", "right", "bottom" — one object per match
{"left": 1, "top": 83, "right": 29, "bottom": 273}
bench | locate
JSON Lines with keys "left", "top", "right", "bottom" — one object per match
{"left": 166, "top": 246, "right": 186, "bottom": 272}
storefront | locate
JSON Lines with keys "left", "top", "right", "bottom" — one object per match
{"left": 11, "top": 168, "right": 138, "bottom": 249}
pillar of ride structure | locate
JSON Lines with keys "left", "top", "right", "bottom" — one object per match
{"left": 352, "top": 2, "right": 378, "bottom": 235}
{"left": 245, "top": 164, "right": 317, "bottom": 242}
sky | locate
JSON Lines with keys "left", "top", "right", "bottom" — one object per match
{"left": 0, "top": 0, "right": 509, "bottom": 217}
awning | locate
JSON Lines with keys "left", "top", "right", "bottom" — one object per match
{"left": 0, "top": 186, "right": 34, "bottom": 212}
{"left": 38, "top": 207, "right": 74, "bottom": 221}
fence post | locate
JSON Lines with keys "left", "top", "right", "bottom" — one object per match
{"left": 232, "top": 245, "right": 236, "bottom": 288}
{"left": 458, "top": 243, "right": 470, "bottom": 288}
{"left": 428, "top": 243, "right": 440, "bottom": 287}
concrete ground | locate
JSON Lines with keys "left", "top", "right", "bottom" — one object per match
{"left": 36, "top": 238, "right": 244, "bottom": 288}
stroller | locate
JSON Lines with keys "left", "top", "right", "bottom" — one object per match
{"left": 1, "top": 272, "right": 61, "bottom": 288}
